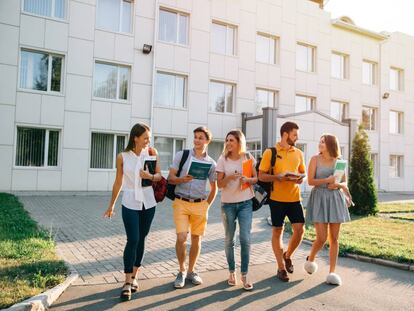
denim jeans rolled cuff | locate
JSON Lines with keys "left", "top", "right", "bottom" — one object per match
{"left": 122, "top": 205, "right": 155, "bottom": 274}
{"left": 221, "top": 199, "right": 253, "bottom": 274}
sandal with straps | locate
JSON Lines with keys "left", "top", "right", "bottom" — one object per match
{"left": 241, "top": 274, "right": 254, "bottom": 291}
{"left": 120, "top": 282, "right": 132, "bottom": 301}
{"left": 131, "top": 277, "right": 139, "bottom": 293}
{"left": 227, "top": 272, "right": 237, "bottom": 286}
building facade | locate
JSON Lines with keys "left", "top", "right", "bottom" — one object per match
{"left": 0, "top": 0, "right": 413, "bottom": 192}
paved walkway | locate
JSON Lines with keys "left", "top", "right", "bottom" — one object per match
{"left": 20, "top": 194, "right": 309, "bottom": 286}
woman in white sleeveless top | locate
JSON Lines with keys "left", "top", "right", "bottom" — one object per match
{"left": 104, "top": 123, "right": 161, "bottom": 301}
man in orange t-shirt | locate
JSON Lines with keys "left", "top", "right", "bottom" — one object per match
{"left": 259, "top": 121, "right": 306, "bottom": 282}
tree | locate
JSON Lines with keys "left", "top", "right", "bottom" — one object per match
{"left": 348, "top": 124, "right": 378, "bottom": 215}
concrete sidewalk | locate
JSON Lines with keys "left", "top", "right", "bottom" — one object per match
{"left": 51, "top": 256, "right": 414, "bottom": 311}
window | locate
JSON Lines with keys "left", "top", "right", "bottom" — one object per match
{"left": 211, "top": 22, "right": 236, "bottom": 55}
{"left": 296, "top": 43, "right": 315, "bottom": 72}
{"left": 246, "top": 141, "right": 262, "bottom": 161}
{"left": 330, "top": 100, "right": 347, "bottom": 122}
{"left": 340, "top": 146, "right": 346, "bottom": 159}
{"left": 295, "top": 95, "right": 315, "bottom": 113}
{"left": 362, "top": 106, "right": 377, "bottom": 131}
{"left": 19, "top": 50, "right": 63, "bottom": 93}
{"left": 255, "top": 89, "right": 277, "bottom": 115}
{"left": 96, "top": 0, "right": 132, "bottom": 33}
{"left": 331, "top": 52, "right": 348, "bottom": 79}
{"left": 90, "top": 133, "right": 126, "bottom": 169}
{"left": 155, "top": 72, "right": 186, "bottom": 108}
{"left": 371, "top": 153, "right": 378, "bottom": 178}
{"left": 207, "top": 141, "right": 223, "bottom": 161}
{"left": 158, "top": 9, "right": 188, "bottom": 45}
{"left": 362, "top": 60, "right": 376, "bottom": 85}
{"left": 256, "top": 33, "right": 277, "bottom": 64}
{"left": 389, "top": 155, "right": 403, "bottom": 178}
{"left": 209, "top": 81, "right": 235, "bottom": 113}
{"left": 93, "top": 62, "right": 130, "bottom": 100}
{"left": 154, "top": 137, "right": 185, "bottom": 171}
{"left": 15, "top": 127, "right": 59, "bottom": 167}
{"left": 23, "top": 0, "right": 65, "bottom": 19}
{"left": 389, "top": 111, "right": 403, "bottom": 134}
{"left": 390, "top": 67, "right": 403, "bottom": 91}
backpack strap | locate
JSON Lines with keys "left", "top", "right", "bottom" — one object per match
{"left": 176, "top": 149, "right": 190, "bottom": 177}
{"left": 269, "top": 147, "right": 277, "bottom": 174}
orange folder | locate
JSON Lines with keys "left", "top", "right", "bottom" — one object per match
{"left": 241, "top": 158, "right": 253, "bottom": 190}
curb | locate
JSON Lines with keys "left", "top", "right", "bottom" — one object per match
{"left": 267, "top": 217, "right": 414, "bottom": 272}
{"left": 5, "top": 271, "right": 78, "bottom": 311}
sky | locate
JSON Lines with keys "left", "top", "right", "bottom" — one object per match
{"left": 324, "top": 0, "right": 414, "bottom": 36}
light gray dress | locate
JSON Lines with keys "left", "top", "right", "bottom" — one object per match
{"left": 306, "top": 156, "right": 351, "bottom": 223}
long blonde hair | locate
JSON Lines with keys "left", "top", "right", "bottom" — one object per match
{"left": 224, "top": 129, "right": 247, "bottom": 159}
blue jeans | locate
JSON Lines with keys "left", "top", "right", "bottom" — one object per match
{"left": 122, "top": 205, "right": 155, "bottom": 273}
{"left": 221, "top": 200, "right": 253, "bottom": 274}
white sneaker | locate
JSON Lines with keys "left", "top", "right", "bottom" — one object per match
{"left": 304, "top": 257, "right": 318, "bottom": 274}
{"left": 326, "top": 273, "right": 342, "bottom": 286}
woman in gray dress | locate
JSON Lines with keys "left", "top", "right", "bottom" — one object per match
{"left": 304, "top": 134, "right": 351, "bottom": 286}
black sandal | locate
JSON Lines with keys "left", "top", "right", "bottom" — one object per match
{"left": 120, "top": 283, "right": 132, "bottom": 301}
{"left": 131, "top": 277, "right": 138, "bottom": 293}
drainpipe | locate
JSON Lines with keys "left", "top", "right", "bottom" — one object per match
{"left": 149, "top": 0, "right": 159, "bottom": 134}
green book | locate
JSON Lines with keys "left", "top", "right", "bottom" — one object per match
{"left": 187, "top": 157, "right": 212, "bottom": 180}
{"left": 334, "top": 160, "right": 347, "bottom": 182}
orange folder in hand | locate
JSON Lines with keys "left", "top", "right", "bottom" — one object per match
{"left": 241, "top": 158, "right": 253, "bottom": 190}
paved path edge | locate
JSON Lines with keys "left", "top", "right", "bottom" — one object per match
{"left": 5, "top": 271, "right": 79, "bottom": 311}
{"left": 300, "top": 238, "right": 414, "bottom": 272}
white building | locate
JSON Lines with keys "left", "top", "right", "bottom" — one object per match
{"left": 0, "top": 0, "right": 413, "bottom": 192}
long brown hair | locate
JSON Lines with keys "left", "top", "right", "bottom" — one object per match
{"left": 321, "top": 134, "right": 341, "bottom": 158}
{"left": 224, "top": 129, "right": 246, "bottom": 159}
{"left": 124, "top": 123, "right": 150, "bottom": 152}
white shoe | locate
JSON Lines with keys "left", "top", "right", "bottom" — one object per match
{"left": 326, "top": 273, "right": 342, "bottom": 286}
{"left": 304, "top": 258, "right": 318, "bottom": 274}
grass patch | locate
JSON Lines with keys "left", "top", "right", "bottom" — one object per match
{"left": 0, "top": 193, "right": 67, "bottom": 309}
{"left": 286, "top": 215, "right": 414, "bottom": 264}
{"left": 378, "top": 202, "right": 414, "bottom": 214}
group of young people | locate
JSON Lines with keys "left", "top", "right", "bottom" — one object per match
{"left": 103, "top": 121, "right": 352, "bottom": 301}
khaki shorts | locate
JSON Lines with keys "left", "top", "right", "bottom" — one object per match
{"left": 172, "top": 198, "right": 209, "bottom": 236}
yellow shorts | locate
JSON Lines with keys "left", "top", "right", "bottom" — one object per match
{"left": 172, "top": 198, "right": 209, "bottom": 236}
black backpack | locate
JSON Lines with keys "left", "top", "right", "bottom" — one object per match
{"left": 166, "top": 149, "right": 190, "bottom": 200}
{"left": 256, "top": 147, "right": 277, "bottom": 205}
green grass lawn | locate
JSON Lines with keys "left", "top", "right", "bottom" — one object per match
{"left": 0, "top": 193, "right": 67, "bottom": 309}
{"left": 378, "top": 202, "right": 414, "bottom": 213}
{"left": 287, "top": 214, "right": 414, "bottom": 265}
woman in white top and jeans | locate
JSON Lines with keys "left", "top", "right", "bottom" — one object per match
{"left": 104, "top": 123, "right": 162, "bottom": 301}
{"left": 216, "top": 129, "right": 258, "bottom": 290}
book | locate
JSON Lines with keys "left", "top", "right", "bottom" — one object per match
{"left": 241, "top": 158, "right": 253, "bottom": 190}
{"left": 141, "top": 156, "right": 157, "bottom": 187}
{"left": 187, "top": 157, "right": 213, "bottom": 180}
{"left": 279, "top": 172, "right": 306, "bottom": 180}
{"left": 334, "top": 159, "right": 347, "bottom": 183}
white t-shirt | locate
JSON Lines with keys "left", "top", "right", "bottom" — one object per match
{"left": 216, "top": 153, "right": 256, "bottom": 203}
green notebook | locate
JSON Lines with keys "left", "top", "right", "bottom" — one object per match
{"left": 187, "top": 157, "right": 212, "bottom": 180}
{"left": 334, "top": 160, "right": 347, "bottom": 182}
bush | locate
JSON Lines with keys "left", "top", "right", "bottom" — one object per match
{"left": 348, "top": 124, "right": 378, "bottom": 215}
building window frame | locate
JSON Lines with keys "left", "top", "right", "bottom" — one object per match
{"left": 22, "top": 0, "right": 67, "bottom": 20}
{"left": 158, "top": 8, "right": 189, "bottom": 46}
{"left": 93, "top": 61, "right": 131, "bottom": 102}
{"left": 211, "top": 21, "right": 237, "bottom": 56}
{"left": 389, "top": 110, "right": 404, "bottom": 134}
{"left": 90, "top": 132, "right": 127, "bottom": 170}
{"left": 389, "top": 67, "right": 404, "bottom": 91}
{"left": 389, "top": 155, "right": 403, "bottom": 178}
{"left": 154, "top": 136, "right": 185, "bottom": 172}
{"left": 256, "top": 32, "right": 279, "bottom": 65}
{"left": 362, "top": 106, "right": 377, "bottom": 131}
{"left": 209, "top": 80, "right": 236, "bottom": 114}
{"left": 362, "top": 60, "right": 377, "bottom": 85}
{"left": 255, "top": 88, "right": 278, "bottom": 116}
{"left": 154, "top": 71, "right": 187, "bottom": 109}
{"left": 19, "top": 49, "right": 64, "bottom": 94}
{"left": 96, "top": 0, "right": 133, "bottom": 34}
{"left": 330, "top": 100, "right": 348, "bottom": 122}
{"left": 296, "top": 42, "right": 316, "bottom": 73}
{"left": 295, "top": 94, "right": 315, "bottom": 113}
{"left": 331, "top": 51, "right": 348, "bottom": 79}
{"left": 246, "top": 140, "right": 262, "bottom": 161}
{"left": 14, "top": 126, "right": 61, "bottom": 168}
